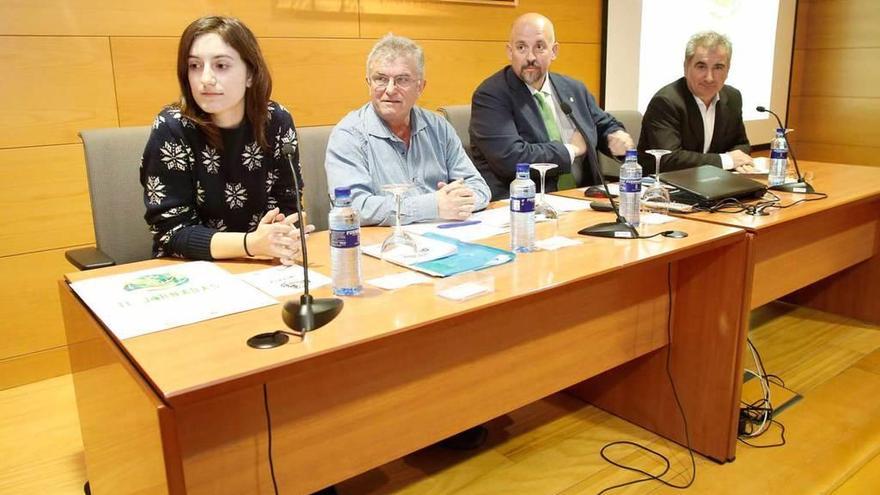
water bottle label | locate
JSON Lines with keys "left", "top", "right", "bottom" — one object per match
{"left": 620, "top": 178, "right": 641, "bottom": 193}
{"left": 770, "top": 150, "right": 788, "bottom": 159}
{"left": 510, "top": 197, "right": 535, "bottom": 213}
{"left": 330, "top": 229, "right": 360, "bottom": 248}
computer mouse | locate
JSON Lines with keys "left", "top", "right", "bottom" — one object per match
{"left": 584, "top": 185, "right": 615, "bottom": 198}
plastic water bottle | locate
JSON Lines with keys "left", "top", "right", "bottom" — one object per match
{"left": 769, "top": 128, "right": 788, "bottom": 187}
{"left": 509, "top": 162, "right": 536, "bottom": 253}
{"left": 619, "top": 149, "right": 642, "bottom": 227}
{"left": 329, "top": 186, "right": 362, "bottom": 296}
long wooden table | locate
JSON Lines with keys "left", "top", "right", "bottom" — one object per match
{"left": 675, "top": 161, "right": 879, "bottom": 321}
{"left": 557, "top": 161, "right": 880, "bottom": 323}
{"left": 61, "top": 207, "right": 751, "bottom": 494}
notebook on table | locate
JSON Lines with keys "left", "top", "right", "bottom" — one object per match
{"left": 661, "top": 165, "right": 766, "bottom": 205}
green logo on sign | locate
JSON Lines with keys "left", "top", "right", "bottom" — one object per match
{"left": 123, "top": 273, "right": 189, "bottom": 292}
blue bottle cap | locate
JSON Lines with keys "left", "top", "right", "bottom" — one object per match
{"left": 516, "top": 163, "right": 530, "bottom": 173}
{"left": 625, "top": 149, "right": 637, "bottom": 158}
{"left": 334, "top": 186, "right": 351, "bottom": 200}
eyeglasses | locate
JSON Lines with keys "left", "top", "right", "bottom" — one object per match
{"left": 369, "top": 74, "right": 419, "bottom": 90}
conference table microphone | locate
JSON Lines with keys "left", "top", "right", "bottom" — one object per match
{"left": 756, "top": 105, "right": 815, "bottom": 193}
{"left": 246, "top": 144, "right": 343, "bottom": 349}
{"left": 559, "top": 101, "right": 639, "bottom": 239}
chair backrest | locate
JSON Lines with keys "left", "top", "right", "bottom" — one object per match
{"left": 598, "top": 110, "right": 644, "bottom": 178}
{"left": 297, "top": 125, "right": 334, "bottom": 232}
{"left": 437, "top": 104, "right": 472, "bottom": 158}
{"left": 609, "top": 110, "right": 642, "bottom": 145}
{"left": 79, "top": 127, "right": 154, "bottom": 265}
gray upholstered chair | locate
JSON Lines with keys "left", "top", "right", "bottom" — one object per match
{"left": 65, "top": 124, "right": 336, "bottom": 270}
{"left": 437, "top": 104, "right": 472, "bottom": 159}
{"left": 65, "top": 127, "right": 153, "bottom": 270}
{"left": 297, "top": 125, "right": 334, "bottom": 232}
{"left": 599, "top": 110, "right": 643, "bottom": 179}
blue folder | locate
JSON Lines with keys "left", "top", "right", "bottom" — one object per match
{"left": 409, "top": 232, "right": 516, "bottom": 277}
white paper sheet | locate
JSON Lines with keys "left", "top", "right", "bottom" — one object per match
{"left": 367, "top": 271, "right": 432, "bottom": 290}
{"left": 640, "top": 212, "right": 677, "bottom": 225}
{"left": 237, "top": 265, "right": 332, "bottom": 298}
{"left": 436, "top": 281, "right": 492, "bottom": 301}
{"left": 69, "top": 261, "right": 278, "bottom": 340}
{"left": 401, "top": 206, "right": 511, "bottom": 242}
{"left": 535, "top": 236, "right": 584, "bottom": 251}
{"left": 541, "top": 194, "right": 592, "bottom": 212}
{"left": 362, "top": 234, "right": 457, "bottom": 265}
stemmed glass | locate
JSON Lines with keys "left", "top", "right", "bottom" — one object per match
{"left": 380, "top": 183, "right": 418, "bottom": 260}
{"left": 643, "top": 149, "right": 672, "bottom": 216}
{"left": 529, "top": 163, "right": 559, "bottom": 230}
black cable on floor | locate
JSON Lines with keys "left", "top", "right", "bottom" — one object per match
{"left": 596, "top": 263, "right": 696, "bottom": 494}
{"left": 737, "top": 339, "right": 788, "bottom": 448}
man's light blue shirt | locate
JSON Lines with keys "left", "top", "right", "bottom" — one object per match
{"left": 325, "top": 102, "right": 491, "bottom": 226}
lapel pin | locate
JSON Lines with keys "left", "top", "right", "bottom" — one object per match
{"left": 569, "top": 96, "right": 574, "bottom": 102}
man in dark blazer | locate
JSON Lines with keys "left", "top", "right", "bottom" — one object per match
{"left": 638, "top": 31, "right": 752, "bottom": 174}
{"left": 470, "top": 13, "right": 634, "bottom": 200}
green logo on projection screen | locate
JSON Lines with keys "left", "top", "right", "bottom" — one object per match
{"left": 123, "top": 273, "right": 190, "bottom": 292}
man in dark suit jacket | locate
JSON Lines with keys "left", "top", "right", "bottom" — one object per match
{"left": 638, "top": 31, "right": 752, "bottom": 174}
{"left": 470, "top": 13, "right": 634, "bottom": 200}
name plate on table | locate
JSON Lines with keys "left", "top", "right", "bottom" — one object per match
{"left": 70, "top": 261, "right": 277, "bottom": 340}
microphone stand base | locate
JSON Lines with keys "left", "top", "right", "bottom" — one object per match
{"left": 578, "top": 221, "right": 640, "bottom": 239}
{"left": 282, "top": 294, "right": 344, "bottom": 333}
{"left": 769, "top": 181, "right": 816, "bottom": 194}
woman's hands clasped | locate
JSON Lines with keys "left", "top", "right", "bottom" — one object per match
{"left": 247, "top": 208, "right": 315, "bottom": 265}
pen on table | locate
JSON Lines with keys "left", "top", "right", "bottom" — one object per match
{"left": 437, "top": 220, "right": 481, "bottom": 229}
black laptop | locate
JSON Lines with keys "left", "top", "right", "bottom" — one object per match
{"left": 662, "top": 165, "right": 766, "bottom": 205}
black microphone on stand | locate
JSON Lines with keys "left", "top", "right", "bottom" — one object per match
{"left": 756, "top": 105, "right": 815, "bottom": 193}
{"left": 559, "top": 101, "right": 638, "bottom": 239}
{"left": 246, "top": 143, "right": 343, "bottom": 349}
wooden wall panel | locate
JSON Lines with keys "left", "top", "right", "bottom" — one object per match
{"left": 793, "top": 0, "right": 811, "bottom": 49}
{"left": 360, "top": 0, "right": 602, "bottom": 43}
{"left": 113, "top": 37, "right": 600, "bottom": 128}
{"left": 789, "top": 0, "right": 880, "bottom": 168}
{"left": 0, "top": 0, "right": 358, "bottom": 38}
{"left": 0, "top": 347, "right": 70, "bottom": 391}
{"left": 0, "top": 249, "right": 77, "bottom": 361}
{"left": 263, "top": 38, "right": 378, "bottom": 127}
{"left": 421, "top": 41, "right": 599, "bottom": 113}
{"left": 112, "top": 38, "right": 377, "bottom": 127}
{"left": 789, "top": 49, "right": 807, "bottom": 98}
{"left": 0, "top": 145, "right": 94, "bottom": 257}
{"left": 419, "top": 40, "right": 511, "bottom": 109}
{"left": 799, "top": 0, "right": 880, "bottom": 49}
{"left": 255, "top": 0, "right": 359, "bottom": 38}
{"left": 795, "top": 48, "right": 880, "bottom": 98}
{"left": 790, "top": 97, "right": 880, "bottom": 149}
{"left": 111, "top": 38, "right": 180, "bottom": 127}
{"left": 789, "top": 143, "right": 880, "bottom": 168}
{"left": 0, "top": 36, "right": 118, "bottom": 148}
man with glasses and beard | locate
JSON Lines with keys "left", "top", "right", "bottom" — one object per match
{"left": 470, "top": 13, "right": 634, "bottom": 200}
{"left": 325, "top": 33, "right": 490, "bottom": 226}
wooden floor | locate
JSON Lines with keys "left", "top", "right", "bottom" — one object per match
{"left": 2, "top": 302, "right": 879, "bottom": 495}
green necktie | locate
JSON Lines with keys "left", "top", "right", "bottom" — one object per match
{"left": 535, "top": 92, "right": 576, "bottom": 190}
{"left": 534, "top": 92, "right": 561, "bottom": 141}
